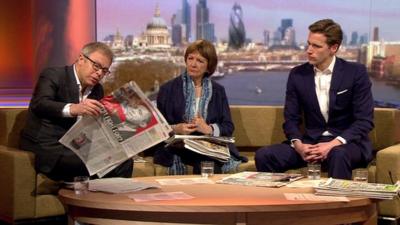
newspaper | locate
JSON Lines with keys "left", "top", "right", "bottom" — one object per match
{"left": 217, "top": 171, "right": 303, "bottom": 188}
{"left": 60, "top": 81, "right": 172, "bottom": 177}
{"left": 165, "top": 135, "right": 233, "bottom": 162}
{"left": 314, "top": 178, "right": 400, "bottom": 200}
{"left": 88, "top": 178, "right": 160, "bottom": 193}
{"left": 156, "top": 177, "right": 214, "bottom": 185}
{"left": 165, "top": 135, "right": 235, "bottom": 146}
{"left": 184, "top": 139, "right": 230, "bottom": 162}
{"left": 128, "top": 191, "right": 195, "bottom": 202}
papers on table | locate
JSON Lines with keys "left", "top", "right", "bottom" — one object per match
{"left": 286, "top": 179, "right": 323, "bottom": 188}
{"left": 89, "top": 178, "right": 160, "bottom": 193}
{"left": 314, "top": 178, "right": 400, "bottom": 200}
{"left": 217, "top": 172, "right": 303, "bottom": 188}
{"left": 156, "top": 177, "right": 214, "bottom": 185}
{"left": 129, "top": 191, "right": 194, "bottom": 202}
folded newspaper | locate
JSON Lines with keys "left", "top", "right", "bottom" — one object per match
{"left": 314, "top": 178, "right": 400, "bottom": 200}
{"left": 165, "top": 135, "right": 232, "bottom": 162}
{"left": 59, "top": 81, "right": 172, "bottom": 177}
{"left": 217, "top": 171, "right": 304, "bottom": 188}
{"left": 89, "top": 178, "right": 160, "bottom": 194}
{"left": 184, "top": 139, "right": 230, "bottom": 162}
{"left": 165, "top": 135, "right": 235, "bottom": 146}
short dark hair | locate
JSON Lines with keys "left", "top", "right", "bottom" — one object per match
{"left": 81, "top": 42, "right": 114, "bottom": 62}
{"left": 309, "top": 19, "right": 343, "bottom": 47}
{"left": 184, "top": 39, "right": 218, "bottom": 77}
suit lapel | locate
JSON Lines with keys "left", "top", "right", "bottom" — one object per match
{"left": 66, "top": 65, "right": 80, "bottom": 103}
{"left": 328, "top": 58, "right": 345, "bottom": 119}
{"left": 303, "top": 64, "right": 322, "bottom": 116}
{"left": 174, "top": 78, "right": 186, "bottom": 122}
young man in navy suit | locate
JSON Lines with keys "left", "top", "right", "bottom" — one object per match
{"left": 20, "top": 42, "right": 133, "bottom": 181}
{"left": 255, "top": 19, "right": 374, "bottom": 179}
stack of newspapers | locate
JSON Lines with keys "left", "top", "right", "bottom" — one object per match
{"left": 315, "top": 178, "right": 400, "bottom": 200}
{"left": 165, "top": 135, "right": 234, "bottom": 162}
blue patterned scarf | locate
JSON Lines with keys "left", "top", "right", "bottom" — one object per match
{"left": 182, "top": 71, "right": 212, "bottom": 121}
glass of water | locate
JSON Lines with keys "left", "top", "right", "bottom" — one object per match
{"left": 74, "top": 176, "right": 89, "bottom": 195}
{"left": 307, "top": 163, "right": 321, "bottom": 180}
{"left": 353, "top": 168, "right": 368, "bottom": 183}
{"left": 201, "top": 161, "right": 214, "bottom": 178}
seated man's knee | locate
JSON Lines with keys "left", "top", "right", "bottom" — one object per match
{"left": 328, "top": 146, "right": 349, "bottom": 161}
{"left": 255, "top": 146, "right": 276, "bottom": 171}
{"left": 255, "top": 146, "right": 271, "bottom": 162}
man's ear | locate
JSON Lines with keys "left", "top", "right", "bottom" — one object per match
{"left": 330, "top": 44, "right": 339, "bottom": 54}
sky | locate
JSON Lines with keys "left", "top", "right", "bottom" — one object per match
{"left": 97, "top": 0, "right": 400, "bottom": 44}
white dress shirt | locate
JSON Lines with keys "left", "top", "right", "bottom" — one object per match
{"left": 314, "top": 57, "right": 335, "bottom": 123}
{"left": 314, "top": 56, "right": 346, "bottom": 144}
{"left": 62, "top": 64, "right": 93, "bottom": 118}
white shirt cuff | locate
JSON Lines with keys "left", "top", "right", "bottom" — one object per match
{"left": 336, "top": 136, "right": 347, "bottom": 144}
{"left": 211, "top": 124, "right": 220, "bottom": 137}
{"left": 290, "top": 139, "right": 301, "bottom": 148}
{"left": 62, "top": 103, "right": 73, "bottom": 117}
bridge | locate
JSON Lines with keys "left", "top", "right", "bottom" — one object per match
{"left": 220, "top": 60, "right": 307, "bottom": 72}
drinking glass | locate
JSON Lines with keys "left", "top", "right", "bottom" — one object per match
{"left": 74, "top": 176, "right": 89, "bottom": 195}
{"left": 201, "top": 161, "right": 214, "bottom": 178}
{"left": 307, "top": 163, "right": 321, "bottom": 180}
{"left": 353, "top": 169, "right": 368, "bottom": 183}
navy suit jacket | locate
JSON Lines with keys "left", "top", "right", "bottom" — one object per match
{"left": 20, "top": 65, "right": 104, "bottom": 173}
{"left": 155, "top": 75, "right": 245, "bottom": 165}
{"left": 283, "top": 57, "right": 374, "bottom": 161}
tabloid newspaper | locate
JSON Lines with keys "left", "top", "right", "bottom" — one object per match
{"left": 165, "top": 135, "right": 233, "bottom": 162}
{"left": 59, "top": 81, "right": 172, "bottom": 177}
{"left": 315, "top": 178, "right": 400, "bottom": 199}
{"left": 216, "top": 171, "right": 304, "bottom": 188}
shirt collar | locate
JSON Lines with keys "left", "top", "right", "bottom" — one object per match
{"left": 314, "top": 56, "right": 336, "bottom": 75}
{"left": 73, "top": 64, "right": 93, "bottom": 95}
{"left": 73, "top": 64, "right": 81, "bottom": 86}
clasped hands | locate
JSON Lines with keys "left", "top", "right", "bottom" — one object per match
{"left": 70, "top": 99, "right": 103, "bottom": 117}
{"left": 173, "top": 116, "right": 213, "bottom": 135}
{"left": 293, "top": 139, "right": 342, "bottom": 163}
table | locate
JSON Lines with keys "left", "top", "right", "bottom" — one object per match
{"left": 58, "top": 175, "right": 377, "bottom": 225}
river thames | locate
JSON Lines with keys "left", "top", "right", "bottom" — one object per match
{"left": 214, "top": 71, "right": 400, "bottom": 107}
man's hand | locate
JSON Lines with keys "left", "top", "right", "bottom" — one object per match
{"left": 70, "top": 99, "right": 103, "bottom": 117}
{"left": 192, "top": 116, "right": 213, "bottom": 135}
{"left": 293, "top": 140, "right": 316, "bottom": 162}
{"left": 307, "top": 139, "right": 342, "bottom": 161}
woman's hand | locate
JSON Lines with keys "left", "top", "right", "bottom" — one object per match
{"left": 192, "top": 116, "right": 213, "bottom": 135}
{"left": 172, "top": 122, "right": 197, "bottom": 135}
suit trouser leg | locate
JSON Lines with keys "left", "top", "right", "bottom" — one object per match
{"left": 103, "top": 158, "right": 133, "bottom": 178}
{"left": 51, "top": 149, "right": 90, "bottom": 181}
{"left": 254, "top": 144, "right": 307, "bottom": 172}
{"left": 53, "top": 149, "right": 133, "bottom": 181}
{"left": 326, "top": 142, "right": 364, "bottom": 180}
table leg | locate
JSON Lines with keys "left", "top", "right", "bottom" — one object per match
{"left": 235, "top": 212, "right": 246, "bottom": 225}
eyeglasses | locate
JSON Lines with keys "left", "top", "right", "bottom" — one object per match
{"left": 83, "top": 54, "right": 110, "bottom": 76}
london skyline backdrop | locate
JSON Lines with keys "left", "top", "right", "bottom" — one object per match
{"left": 97, "top": 0, "right": 400, "bottom": 44}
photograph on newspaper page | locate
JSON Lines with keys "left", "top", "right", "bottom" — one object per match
{"left": 101, "top": 81, "right": 172, "bottom": 157}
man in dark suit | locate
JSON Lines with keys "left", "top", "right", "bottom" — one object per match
{"left": 20, "top": 42, "right": 133, "bottom": 181}
{"left": 255, "top": 19, "right": 374, "bottom": 179}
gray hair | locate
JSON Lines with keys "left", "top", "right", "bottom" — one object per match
{"left": 81, "top": 42, "right": 114, "bottom": 62}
